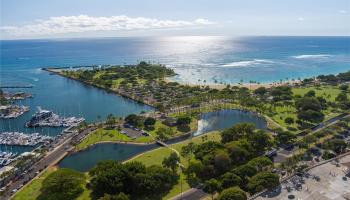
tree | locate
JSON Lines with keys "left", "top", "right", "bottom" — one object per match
{"left": 134, "top": 165, "right": 179, "bottom": 199}
{"left": 304, "top": 90, "right": 316, "bottom": 97}
{"left": 220, "top": 172, "right": 242, "bottom": 189}
{"left": 296, "top": 97, "right": 322, "bottom": 111}
{"left": 246, "top": 130, "right": 271, "bottom": 155}
{"left": 106, "top": 114, "right": 116, "bottom": 126}
{"left": 89, "top": 161, "right": 178, "bottom": 199}
{"left": 214, "top": 151, "right": 232, "bottom": 174}
{"left": 327, "top": 139, "right": 347, "bottom": 154}
{"left": 254, "top": 87, "right": 267, "bottom": 97}
{"left": 156, "top": 127, "right": 174, "bottom": 141}
{"left": 162, "top": 152, "right": 180, "bottom": 172}
{"left": 218, "top": 187, "right": 247, "bottom": 200}
{"left": 339, "top": 84, "right": 348, "bottom": 91}
{"left": 275, "top": 131, "right": 296, "bottom": 146}
{"left": 181, "top": 142, "right": 196, "bottom": 160}
{"left": 284, "top": 117, "right": 294, "bottom": 125}
{"left": 193, "top": 141, "right": 225, "bottom": 161}
{"left": 295, "top": 97, "right": 325, "bottom": 123}
{"left": 232, "top": 164, "right": 257, "bottom": 184}
{"left": 297, "top": 109, "right": 324, "bottom": 123}
{"left": 124, "top": 114, "right": 144, "bottom": 127}
{"left": 221, "top": 123, "right": 255, "bottom": 144}
{"left": 225, "top": 141, "right": 252, "bottom": 165}
{"left": 203, "top": 179, "right": 221, "bottom": 200}
{"left": 38, "top": 168, "right": 85, "bottom": 200}
{"left": 98, "top": 193, "right": 129, "bottom": 200}
{"left": 247, "top": 172, "right": 279, "bottom": 194}
{"left": 336, "top": 92, "right": 348, "bottom": 102}
{"left": 144, "top": 117, "right": 156, "bottom": 127}
{"left": 176, "top": 116, "right": 192, "bottom": 126}
{"left": 184, "top": 160, "right": 203, "bottom": 186}
{"left": 247, "top": 157, "right": 273, "bottom": 172}
{"left": 271, "top": 86, "right": 292, "bottom": 101}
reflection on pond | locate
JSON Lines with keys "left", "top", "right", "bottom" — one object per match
{"left": 194, "top": 109, "right": 266, "bottom": 135}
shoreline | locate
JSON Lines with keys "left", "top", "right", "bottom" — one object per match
{"left": 44, "top": 67, "right": 301, "bottom": 97}
{"left": 42, "top": 67, "right": 156, "bottom": 108}
{"left": 165, "top": 77, "right": 301, "bottom": 90}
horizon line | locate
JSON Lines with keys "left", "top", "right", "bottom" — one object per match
{"left": 1, "top": 34, "right": 350, "bottom": 41}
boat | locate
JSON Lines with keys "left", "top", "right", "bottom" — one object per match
{"left": 25, "top": 107, "right": 53, "bottom": 127}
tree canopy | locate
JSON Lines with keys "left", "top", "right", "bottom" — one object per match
{"left": 89, "top": 160, "right": 178, "bottom": 200}
{"left": 39, "top": 168, "right": 85, "bottom": 200}
{"left": 218, "top": 187, "right": 247, "bottom": 200}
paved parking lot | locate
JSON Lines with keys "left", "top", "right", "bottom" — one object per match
{"left": 257, "top": 154, "right": 350, "bottom": 200}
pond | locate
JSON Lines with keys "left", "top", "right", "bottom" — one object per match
{"left": 194, "top": 109, "right": 267, "bottom": 135}
{"left": 59, "top": 143, "right": 157, "bottom": 172}
{"left": 59, "top": 109, "right": 267, "bottom": 172}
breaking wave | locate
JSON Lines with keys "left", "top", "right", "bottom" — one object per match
{"left": 220, "top": 59, "right": 275, "bottom": 67}
{"left": 292, "top": 54, "right": 331, "bottom": 59}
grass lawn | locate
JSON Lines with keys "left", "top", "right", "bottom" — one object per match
{"left": 266, "top": 85, "right": 347, "bottom": 132}
{"left": 292, "top": 85, "right": 345, "bottom": 102}
{"left": 76, "top": 128, "right": 153, "bottom": 151}
{"left": 130, "top": 131, "right": 221, "bottom": 200}
{"left": 13, "top": 167, "right": 91, "bottom": 200}
{"left": 13, "top": 167, "right": 57, "bottom": 200}
{"left": 76, "top": 129, "right": 130, "bottom": 150}
{"left": 147, "top": 117, "right": 198, "bottom": 138}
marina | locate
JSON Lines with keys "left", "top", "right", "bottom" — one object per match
{"left": 0, "top": 132, "right": 52, "bottom": 146}
{"left": 0, "top": 152, "right": 17, "bottom": 167}
{"left": 25, "top": 107, "right": 85, "bottom": 127}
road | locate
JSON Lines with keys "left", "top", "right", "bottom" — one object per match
{"left": 274, "top": 113, "right": 349, "bottom": 164}
{"left": 1, "top": 127, "right": 95, "bottom": 200}
{"left": 171, "top": 188, "right": 208, "bottom": 200}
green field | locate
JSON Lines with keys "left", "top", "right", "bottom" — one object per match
{"left": 13, "top": 167, "right": 57, "bottom": 200}
{"left": 292, "top": 85, "right": 344, "bottom": 102}
{"left": 130, "top": 131, "right": 221, "bottom": 199}
{"left": 13, "top": 167, "right": 91, "bottom": 200}
{"left": 76, "top": 129, "right": 153, "bottom": 151}
{"left": 268, "top": 85, "right": 346, "bottom": 131}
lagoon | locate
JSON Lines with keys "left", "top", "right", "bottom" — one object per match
{"left": 59, "top": 109, "right": 267, "bottom": 172}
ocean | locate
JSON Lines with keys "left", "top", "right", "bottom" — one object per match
{"left": 1, "top": 36, "right": 350, "bottom": 153}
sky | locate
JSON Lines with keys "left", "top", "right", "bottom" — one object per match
{"left": 1, "top": 0, "right": 349, "bottom": 39}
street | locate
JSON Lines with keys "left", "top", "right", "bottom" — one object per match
{"left": 0, "top": 127, "right": 94, "bottom": 200}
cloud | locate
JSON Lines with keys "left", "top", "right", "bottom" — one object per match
{"left": 297, "top": 17, "right": 305, "bottom": 21}
{"left": 0, "top": 15, "right": 213, "bottom": 37}
{"left": 338, "top": 10, "right": 348, "bottom": 14}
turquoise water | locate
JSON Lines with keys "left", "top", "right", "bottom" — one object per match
{"left": 1, "top": 36, "right": 349, "bottom": 154}
{"left": 59, "top": 109, "right": 267, "bottom": 172}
